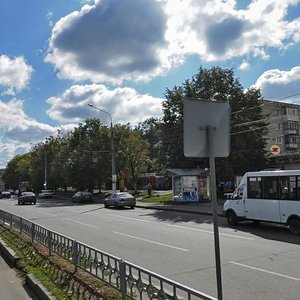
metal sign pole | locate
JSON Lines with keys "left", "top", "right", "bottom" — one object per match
{"left": 207, "top": 125, "right": 223, "bottom": 300}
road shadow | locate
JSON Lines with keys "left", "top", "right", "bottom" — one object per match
{"left": 138, "top": 208, "right": 215, "bottom": 224}
{"left": 140, "top": 208, "right": 300, "bottom": 245}
{"left": 220, "top": 221, "right": 300, "bottom": 245}
{"left": 34, "top": 197, "right": 104, "bottom": 208}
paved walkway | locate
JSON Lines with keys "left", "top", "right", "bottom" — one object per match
{"left": 0, "top": 256, "right": 33, "bottom": 300}
{"left": 136, "top": 199, "right": 224, "bottom": 216}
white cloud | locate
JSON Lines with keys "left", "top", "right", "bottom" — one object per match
{"left": 253, "top": 66, "right": 300, "bottom": 101}
{"left": 0, "top": 98, "right": 58, "bottom": 167}
{"left": 0, "top": 55, "right": 33, "bottom": 95}
{"left": 0, "top": 99, "right": 57, "bottom": 142}
{"left": 47, "top": 84, "right": 164, "bottom": 124}
{"left": 45, "top": 0, "right": 300, "bottom": 84}
{"left": 45, "top": 0, "right": 169, "bottom": 84}
{"left": 184, "top": 0, "right": 300, "bottom": 61}
{"left": 238, "top": 60, "right": 250, "bottom": 70}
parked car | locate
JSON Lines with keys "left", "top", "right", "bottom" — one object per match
{"left": 104, "top": 192, "right": 136, "bottom": 209}
{"left": 38, "top": 190, "right": 54, "bottom": 199}
{"left": 0, "top": 191, "right": 11, "bottom": 199}
{"left": 18, "top": 192, "right": 36, "bottom": 205}
{"left": 72, "top": 191, "right": 92, "bottom": 203}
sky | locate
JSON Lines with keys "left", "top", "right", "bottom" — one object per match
{"left": 1, "top": 0, "right": 300, "bottom": 168}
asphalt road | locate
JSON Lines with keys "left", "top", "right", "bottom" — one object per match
{"left": 0, "top": 196, "right": 299, "bottom": 300}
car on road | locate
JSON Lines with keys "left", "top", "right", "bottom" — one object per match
{"left": 104, "top": 192, "right": 136, "bottom": 209}
{"left": 18, "top": 192, "right": 36, "bottom": 205}
{"left": 38, "top": 190, "right": 54, "bottom": 199}
{"left": 0, "top": 191, "right": 11, "bottom": 199}
{"left": 72, "top": 191, "right": 92, "bottom": 203}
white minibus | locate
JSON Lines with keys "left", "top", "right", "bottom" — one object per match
{"left": 223, "top": 170, "right": 300, "bottom": 234}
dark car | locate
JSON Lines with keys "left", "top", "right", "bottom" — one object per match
{"left": 0, "top": 191, "right": 11, "bottom": 199}
{"left": 72, "top": 191, "right": 92, "bottom": 203}
{"left": 18, "top": 192, "right": 36, "bottom": 205}
{"left": 104, "top": 192, "right": 136, "bottom": 209}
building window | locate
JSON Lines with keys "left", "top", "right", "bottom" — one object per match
{"left": 276, "top": 137, "right": 283, "bottom": 144}
{"left": 282, "top": 107, "right": 287, "bottom": 115}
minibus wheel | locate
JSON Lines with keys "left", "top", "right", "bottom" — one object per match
{"left": 227, "top": 211, "right": 237, "bottom": 226}
{"left": 289, "top": 218, "right": 300, "bottom": 235}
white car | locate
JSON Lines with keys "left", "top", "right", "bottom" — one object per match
{"left": 38, "top": 190, "right": 54, "bottom": 199}
{"left": 104, "top": 192, "right": 136, "bottom": 209}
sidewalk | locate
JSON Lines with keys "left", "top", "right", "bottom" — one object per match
{"left": 0, "top": 256, "right": 33, "bottom": 300}
{"left": 136, "top": 199, "right": 224, "bottom": 216}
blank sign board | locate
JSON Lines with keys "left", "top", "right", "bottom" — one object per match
{"left": 184, "top": 98, "right": 230, "bottom": 158}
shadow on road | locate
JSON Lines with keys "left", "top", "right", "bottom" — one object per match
{"left": 141, "top": 208, "right": 300, "bottom": 245}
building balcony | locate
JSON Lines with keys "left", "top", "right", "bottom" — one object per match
{"left": 285, "top": 143, "right": 298, "bottom": 149}
{"left": 284, "top": 129, "right": 299, "bottom": 135}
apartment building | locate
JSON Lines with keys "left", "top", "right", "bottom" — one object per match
{"left": 262, "top": 99, "right": 300, "bottom": 169}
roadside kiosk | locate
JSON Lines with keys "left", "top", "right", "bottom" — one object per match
{"left": 168, "top": 169, "right": 210, "bottom": 202}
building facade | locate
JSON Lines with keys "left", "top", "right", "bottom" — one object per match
{"left": 263, "top": 99, "right": 300, "bottom": 169}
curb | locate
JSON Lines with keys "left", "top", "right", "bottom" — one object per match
{"left": 135, "top": 203, "right": 224, "bottom": 217}
{"left": 0, "top": 237, "right": 20, "bottom": 267}
{"left": 25, "top": 274, "right": 56, "bottom": 300}
{"left": 0, "top": 238, "right": 54, "bottom": 300}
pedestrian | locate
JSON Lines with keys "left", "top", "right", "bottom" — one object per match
{"left": 146, "top": 182, "right": 152, "bottom": 197}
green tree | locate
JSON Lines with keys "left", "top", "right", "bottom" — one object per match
{"left": 64, "top": 118, "right": 111, "bottom": 191}
{"left": 114, "top": 124, "right": 148, "bottom": 190}
{"left": 3, "top": 153, "right": 31, "bottom": 189}
{"left": 136, "top": 118, "right": 164, "bottom": 173}
{"left": 161, "top": 66, "right": 268, "bottom": 179}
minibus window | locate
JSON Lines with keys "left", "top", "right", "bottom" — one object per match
{"left": 289, "top": 177, "right": 296, "bottom": 200}
{"left": 248, "top": 177, "right": 261, "bottom": 199}
{"left": 261, "top": 177, "right": 278, "bottom": 199}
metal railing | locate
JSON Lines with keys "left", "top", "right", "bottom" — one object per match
{"left": 0, "top": 209, "right": 216, "bottom": 300}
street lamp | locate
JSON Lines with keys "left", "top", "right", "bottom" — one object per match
{"left": 88, "top": 104, "right": 117, "bottom": 192}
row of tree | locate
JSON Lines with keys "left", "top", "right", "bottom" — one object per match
{"left": 3, "top": 67, "right": 269, "bottom": 192}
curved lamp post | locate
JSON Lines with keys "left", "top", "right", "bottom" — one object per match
{"left": 88, "top": 104, "right": 117, "bottom": 192}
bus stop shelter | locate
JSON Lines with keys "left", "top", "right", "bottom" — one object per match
{"left": 168, "top": 168, "right": 210, "bottom": 202}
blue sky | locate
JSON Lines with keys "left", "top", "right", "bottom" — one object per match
{"left": 0, "top": 0, "right": 300, "bottom": 168}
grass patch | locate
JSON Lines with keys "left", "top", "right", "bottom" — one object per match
{"left": 0, "top": 226, "right": 121, "bottom": 300}
{"left": 139, "top": 192, "right": 173, "bottom": 203}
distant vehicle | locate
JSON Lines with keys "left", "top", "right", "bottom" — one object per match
{"left": 104, "top": 192, "right": 136, "bottom": 209}
{"left": 18, "top": 192, "right": 36, "bottom": 205}
{"left": 0, "top": 191, "right": 11, "bottom": 199}
{"left": 38, "top": 190, "right": 54, "bottom": 199}
{"left": 19, "top": 181, "right": 32, "bottom": 192}
{"left": 223, "top": 170, "right": 300, "bottom": 235}
{"left": 72, "top": 191, "right": 92, "bottom": 203}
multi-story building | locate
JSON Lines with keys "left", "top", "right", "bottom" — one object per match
{"left": 262, "top": 99, "right": 300, "bottom": 169}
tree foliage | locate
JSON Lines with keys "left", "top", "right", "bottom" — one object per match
{"left": 161, "top": 66, "right": 268, "bottom": 179}
{"left": 3, "top": 67, "right": 269, "bottom": 190}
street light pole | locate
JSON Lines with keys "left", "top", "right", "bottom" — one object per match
{"left": 44, "top": 150, "right": 47, "bottom": 190}
{"left": 88, "top": 104, "right": 117, "bottom": 192}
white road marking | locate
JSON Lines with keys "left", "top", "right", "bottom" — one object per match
{"left": 168, "top": 224, "right": 254, "bottom": 240}
{"left": 231, "top": 261, "right": 300, "bottom": 282}
{"left": 107, "top": 213, "right": 150, "bottom": 222}
{"left": 64, "top": 218, "right": 98, "bottom": 228}
{"left": 21, "top": 207, "right": 57, "bottom": 217}
{"left": 113, "top": 231, "right": 190, "bottom": 252}
{"left": 38, "top": 211, "right": 57, "bottom": 217}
